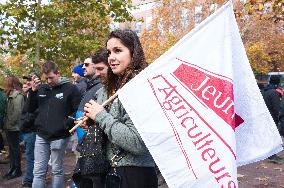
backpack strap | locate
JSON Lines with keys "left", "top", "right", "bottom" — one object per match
{"left": 276, "top": 87, "right": 284, "bottom": 97}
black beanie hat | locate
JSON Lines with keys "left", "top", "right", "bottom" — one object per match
{"left": 269, "top": 75, "right": 280, "bottom": 85}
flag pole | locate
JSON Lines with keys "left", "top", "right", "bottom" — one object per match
{"left": 69, "top": 92, "right": 118, "bottom": 133}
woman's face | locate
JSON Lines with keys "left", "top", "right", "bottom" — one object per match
{"left": 107, "top": 37, "right": 132, "bottom": 75}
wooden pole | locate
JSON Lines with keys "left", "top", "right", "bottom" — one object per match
{"left": 69, "top": 92, "right": 118, "bottom": 133}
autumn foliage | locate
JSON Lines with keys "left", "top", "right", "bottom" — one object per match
{"left": 0, "top": 0, "right": 133, "bottom": 78}
{"left": 140, "top": 0, "right": 283, "bottom": 74}
{"left": 0, "top": 0, "right": 283, "bottom": 82}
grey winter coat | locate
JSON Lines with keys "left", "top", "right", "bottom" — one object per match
{"left": 94, "top": 87, "right": 155, "bottom": 168}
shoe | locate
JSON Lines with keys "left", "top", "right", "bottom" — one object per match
{"left": 0, "top": 152, "right": 9, "bottom": 164}
{"left": 22, "top": 182, "right": 32, "bottom": 187}
{"left": 6, "top": 168, "right": 22, "bottom": 180}
{"left": 268, "top": 155, "right": 284, "bottom": 164}
{"left": 0, "top": 158, "right": 10, "bottom": 164}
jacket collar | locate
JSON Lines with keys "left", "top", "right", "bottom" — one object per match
{"left": 9, "top": 90, "right": 22, "bottom": 98}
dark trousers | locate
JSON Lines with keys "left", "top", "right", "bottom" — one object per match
{"left": 0, "top": 132, "right": 4, "bottom": 151}
{"left": 73, "top": 174, "right": 105, "bottom": 188}
{"left": 5, "top": 131, "right": 21, "bottom": 169}
{"left": 109, "top": 166, "right": 158, "bottom": 188}
{"left": 22, "top": 132, "right": 36, "bottom": 183}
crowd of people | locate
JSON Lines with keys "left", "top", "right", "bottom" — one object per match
{"left": 0, "top": 29, "right": 158, "bottom": 188}
{"left": 0, "top": 28, "right": 283, "bottom": 188}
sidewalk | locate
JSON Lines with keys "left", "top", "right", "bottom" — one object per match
{"left": 1, "top": 150, "right": 284, "bottom": 187}
{"left": 238, "top": 150, "right": 284, "bottom": 187}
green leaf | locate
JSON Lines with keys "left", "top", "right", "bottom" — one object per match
{"left": 0, "top": 0, "right": 133, "bottom": 75}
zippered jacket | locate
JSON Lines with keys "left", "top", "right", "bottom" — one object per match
{"left": 3, "top": 90, "right": 25, "bottom": 131}
{"left": 27, "top": 77, "right": 81, "bottom": 141}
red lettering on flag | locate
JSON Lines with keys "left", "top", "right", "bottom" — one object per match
{"left": 173, "top": 60, "right": 244, "bottom": 130}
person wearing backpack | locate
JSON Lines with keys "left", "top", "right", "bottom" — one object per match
{"left": 263, "top": 75, "right": 284, "bottom": 164}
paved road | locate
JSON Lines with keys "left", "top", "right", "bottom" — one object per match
{"left": 0, "top": 151, "right": 75, "bottom": 188}
{"left": 1, "top": 149, "right": 284, "bottom": 187}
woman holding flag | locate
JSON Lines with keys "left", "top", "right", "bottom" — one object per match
{"left": 84, "top": 29, "right": 158, "bottom": 188}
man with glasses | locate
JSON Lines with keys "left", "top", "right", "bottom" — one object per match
{"left": 81, "top": 56, "right": 102, "bottom": 96}
{"left": 78, "top": 48, "right": 109, "bottom": 112}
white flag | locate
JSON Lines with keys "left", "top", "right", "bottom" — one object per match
{"left": 118, "top": 1, "right": 283, "bottom": 187}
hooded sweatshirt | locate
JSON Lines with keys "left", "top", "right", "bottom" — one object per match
{"left": 27, "top": 77, "right": 81, "bottom": 141}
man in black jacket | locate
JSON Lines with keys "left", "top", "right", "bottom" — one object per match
{"left": 263, "top": 75, "right": 284, "bottom": 164}
{"left": 27, "top": 61, "right": 81, "bottom": 188}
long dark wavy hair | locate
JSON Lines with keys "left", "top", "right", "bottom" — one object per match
{"left": 3, "top": 76, "right": 23, "bottom": 96}
{"left": 105, "top": 29, "right": 148, "bottom": 97}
